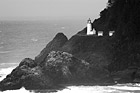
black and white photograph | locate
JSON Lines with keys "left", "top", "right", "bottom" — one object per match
{"left": 0, "top": 0, "right": 140, "bottom": 93}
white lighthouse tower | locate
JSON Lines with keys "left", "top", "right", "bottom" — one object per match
{"left": 87, "top": 18, "right": 96, "bottom": 35}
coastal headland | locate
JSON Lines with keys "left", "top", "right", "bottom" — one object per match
{"left": 1, "top": 0, "right": 140, "bottom": 91}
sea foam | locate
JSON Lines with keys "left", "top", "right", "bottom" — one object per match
{"left": 0, "top": 87, "right": 32, "bottom": 93}
{"left": 0, "top": 66, "right": 15, "bottom": 81}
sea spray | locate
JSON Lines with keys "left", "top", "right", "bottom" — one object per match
{"left": 0, "top": 66, "right": 34, "bottom": 93}
{"left": 0, "top": 66, "right": 16, "bottom": 81}
{"left": 57, "top": 84, "right": 140, "bottom": 93}
{"left": 0, "top": 87, "right": 32, "bottom": 93}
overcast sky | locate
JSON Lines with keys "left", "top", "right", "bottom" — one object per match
{"left": 0, "top": 0, "right": 108, "bottom": 20}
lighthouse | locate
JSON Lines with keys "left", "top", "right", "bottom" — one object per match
{"left": 87, "top": 18, "right": 96, "bottom": 35}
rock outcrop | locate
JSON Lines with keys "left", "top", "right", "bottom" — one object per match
{"left": 35, "top": 33, "right": 68, "bottom": 65}
{"left": 0, "top": 58, "right": 53, "bottom": 91}
{"left": 0, "top": 50, "right": 111, "bottom": 91}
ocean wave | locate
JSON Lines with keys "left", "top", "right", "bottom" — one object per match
{"left": 0, "top": 87, "right": 32, "bottom": 93}
{"left": 0, "top": 66, "right": 16, "bottom": 82}
{"left": 31, "top": 38, "right": 38, "bottom": 42}
{"left": 0, "top": 63, "right": 18, "bottom": 66}
{"left": 57, "top": 86, "right": 117, "bottom": 93}
{"left": 57, "top": 84, "right": 140, "bottom": 93}
{"left": 108, "top": 84, "right": 140, "bottom": 91}
{"left": 0, "top": 51, "right": 12, "bottom": 54}
{"left": 0, "top": 66, "right": 15, "bottom": 76}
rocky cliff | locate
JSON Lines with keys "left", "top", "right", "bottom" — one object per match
{"left": 92, "top": 0, "right": 140, "bottom": 71}
{"left": 1, "top": 0, "right": 140, "bottom": 91}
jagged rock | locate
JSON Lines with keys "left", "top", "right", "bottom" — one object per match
{"left": 41, "top": 51, "right": 110, "bottom": 84}
{"left": 61, "top": 34, "right": 113, "bottom": 69}
{"left": 41, "top": 51, "right": 75, "bottom": 83}
{"left": 35, "top": 33, "right": 68, "bottom": 65}
{"left": 19, "top": 58, "right": 37, "bottom": 68}
{"left": 21, "top": 66, "right": 53, "bottom": 90}
{"left": 0, "top": 58, "right": 52, "bottom": 91}
{"left": 0, "top": 50, "right": 111, "bottom": 91}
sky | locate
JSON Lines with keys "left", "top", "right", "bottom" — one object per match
{"left": 0, "top": 0, "right": 108, "bottom": 20}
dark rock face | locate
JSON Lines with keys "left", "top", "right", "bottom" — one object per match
{"left": 41, "top": 51, "right": 110, "bottom": 84}
{"left": 92, "top": 0, "right": 140, "bottom": 72}
{"left": 19, "top": 58, "right": 37, "bottom": 68}
{"left": 84, "top": 0, "right": 140, "bottom": 83}
{"left": 0, "top": 50, "right": 112, "bottom": 91}
{"left": 111, "top": 69, "right": 137, "bottom": 83}
{"left": 62, "top": 35, "right": 113, "bottom": 66}
{"left": 0, "top": 58, "right": 52, "bottom": 91}
{"left": 35, "top": 33, "right": 68, "bottom": 65}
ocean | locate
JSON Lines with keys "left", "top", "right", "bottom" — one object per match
{"left": 0, "top": 20, "right": 84, "bottom": 66}
{"left": 0, "top": 20, "right": 140, "bottom": 93}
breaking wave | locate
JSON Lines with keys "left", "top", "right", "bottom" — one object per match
{"left": 0, "top": 66, "right": 15, "bottom": 81}
{"left": 0, "top": 87, "right": 32, "bottom": 93}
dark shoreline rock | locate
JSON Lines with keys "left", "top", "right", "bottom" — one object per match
{"left": 0, "top": 58, "right": 53, "bottom": 91}
{"left": 0, "top": 50, "right": 113, "bottom": 91}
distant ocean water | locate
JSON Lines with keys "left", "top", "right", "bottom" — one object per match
{"left": 0, "top": 20, "right": 140, "bottom": 93}
{"left": 0, "top": 20, "right": 84, "bottom": 66}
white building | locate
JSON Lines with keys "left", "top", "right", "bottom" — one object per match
{"left": 87, "top": 18, "right": 96, "bottom": 35}
{"left": 98, "top": 31, "right": 103, "bottom": 36}
{"left": 109, "top": 31, "right": 115, "bottom": 36}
